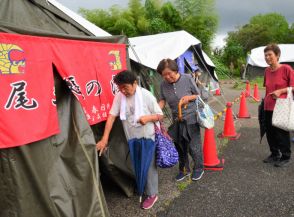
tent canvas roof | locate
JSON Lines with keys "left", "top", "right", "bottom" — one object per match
{"left": 248, "top": 44, "right": 294, "bottom": 67}
{"left": 128, "top": 30, "right": 215, "bottom": 70}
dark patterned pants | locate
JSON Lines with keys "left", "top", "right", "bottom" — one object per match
{"left": 175, "top": 123, "right": 204, "bottom": 172}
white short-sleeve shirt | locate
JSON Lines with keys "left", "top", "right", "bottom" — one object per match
{"left": 109, "top": 87, "right": 163, "bottom": 140}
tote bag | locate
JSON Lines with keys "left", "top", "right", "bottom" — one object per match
{"left": 154, "top": 123, "right": 179, "bottom": 168}
{"left": 272, "top": 87, "right": 294, "bottom": 131}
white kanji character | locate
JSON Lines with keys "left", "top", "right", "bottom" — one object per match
{"left": 92, "top": 106, "right": 98, "bottom": 114}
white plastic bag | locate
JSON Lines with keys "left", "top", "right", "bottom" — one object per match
{"left": 195, "top": 97, "right": 215, "bottom": 129}
{"left": 272, "top": 87, "right": 294, "bottom": 131}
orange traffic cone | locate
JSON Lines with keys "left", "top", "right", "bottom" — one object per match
{"left": 203, "top": 128, "right": 224, "bottom": 171}
{"left": 214, "top": 88, "right": 221, "bottom": 96}
{"left": 245, "top": 80, "right": 250, "bottom": 97}
{"left": 237, "top": 92, "right": 250, "bottom": 118}
{"left": 253, "top": 84, "right": 260, "bottom": 102}
{"left": 218, "top": 102, "right": 240, "bottom": 140}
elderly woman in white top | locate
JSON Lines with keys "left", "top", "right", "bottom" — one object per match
{"left": 97, "top": 70, "right": 163, "bottom": 209}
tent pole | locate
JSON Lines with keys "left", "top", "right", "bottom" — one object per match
{"left": 128, "top": 39, "right": 142, "bottom": 64}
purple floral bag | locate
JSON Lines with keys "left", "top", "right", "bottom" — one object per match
{"left": 155, "top": 123, "right": 179, "bottom": 168}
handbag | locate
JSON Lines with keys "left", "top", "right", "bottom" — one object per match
{"left": 154, "top": 122, "right": 179, "bottom": 168}
{"left": 195, "top": 96, "right": 215, "bottom": 129}
{"left": 272, "top": 87, "right": 294, "bottom": 131}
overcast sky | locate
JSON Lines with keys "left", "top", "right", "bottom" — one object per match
{"left": 58, "top": 0, "right": 294, "bottom": 47}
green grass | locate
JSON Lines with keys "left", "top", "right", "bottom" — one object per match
{"left": 217, "top": 137, "right": 229, "bottom": 155}
{"left": 217, "top": 72, "right": 231, "bottom": 80}
{"left": 232, "top": 76, "right": 265, "bottom": 90}
{"left": 176, "top": 179, "right": 191, "bottom": 191}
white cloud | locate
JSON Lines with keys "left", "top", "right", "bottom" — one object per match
{"left": 212, "top": 34, "right": 227, "bottom": 49}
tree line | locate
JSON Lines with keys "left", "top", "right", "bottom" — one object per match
{"left": 80, "top": 1, "right": 294, "bottom": 77}
{"left": 219, "top": 13, "right": 294, "bottom": 76}
{"left": 79, "top": 0, "right": 218, "bottom": 52}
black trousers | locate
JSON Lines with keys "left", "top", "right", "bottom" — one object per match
{"left": 174, "top": 123, "right": 203, "bottom": 172}
{"left": 265, "top": 111, "right": 291, "bottom": 158}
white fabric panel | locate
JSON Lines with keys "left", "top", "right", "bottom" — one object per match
{"left": 202, "top": 51, "right": 215, "bottom": 67}
{"left": 128, "top": 31, "right": 211, "bottom": 69}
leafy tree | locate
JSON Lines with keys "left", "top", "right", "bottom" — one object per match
{"left": 136, "top": 16, "right": 151, "bottom": 34}
{"left": 128, "top": 0, "right": 144, "bottom": 25}
{"left": 175, "top": 0, "right": 218, "bottom": 51}
{"left": 80, "top": 5, "right": 139, "bottom": 36}
{"left": 286, "top": 23, "right": 294, "bottom": 43}
{"left": 160, "top": 2, "right": 182, "bottom": 30}
{"left": 209, "top": 54, "right": 230, "bottom": 79}
{"left": 175, "top": 0, "right": 194, "bottom": 17}
{"left": 175, "top": 0, "right": 216, "bottom": 17}
{"left": 79, "top": 8, "right": 114, "bottom": 31}
{"left": 182, "top": 15, "right": 218, "bottom": 51}
{"left": 80, "top": 0, "right": 218, "bottom": 52}
{"left": 249, "top": 13, "right": 289, "bottom": 43}
{"left": 149, "top": 18, "right": 172, "bottom": 33}
{"left": 110, "top": 18, "right": 137, "bottom": 36}
{"left": 145, "top": 0, "right": 161, "bottom": 19}
{"left": 144, "top": 0, "right": 173, "bottom": 34}
{"left": 221, "top": 39, "right": 245, "bottom": 75}
{"left": 221, "top": 13, "right": 292, "bottom": 75}
{"left": 224, "top": 13, "right": 290, "bottom": 53}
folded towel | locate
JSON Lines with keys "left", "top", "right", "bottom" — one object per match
{"left": 120, "top": 92, "right": 127, "bottom": 121}
{"left": 120, "top": 86, "right": 144, "bottom": 125}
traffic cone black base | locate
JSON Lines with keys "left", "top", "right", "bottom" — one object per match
{"left": 204, "top": 159, "right": 225, "bottom": 171}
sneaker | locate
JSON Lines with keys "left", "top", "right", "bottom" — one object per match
{"left": 191, "top": 170, "right": 204, "bottom": 181}
{"left": 274, "top": 158, "right": 290, "bottom": 167}
{"left": 263, "top": 155, "right": 280, "bottom": 163}
{"left": 141, "top": 195, "right": 158, "bottom": 210}
{"left": 175, "top": 171, "right": 191, "bottom": 182}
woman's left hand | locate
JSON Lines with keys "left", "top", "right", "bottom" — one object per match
{"left": 269, "top": 89, "right": 283, "bottom": 99}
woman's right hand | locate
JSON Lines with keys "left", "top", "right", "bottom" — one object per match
{"left": 269, "top": 89, "right": 283, "bottom": 99}
{"left": 180, "top": 95, "right": 191, "bottom": 105}
{"left": 96, "top": 139, "right": 108, "bottom": 156}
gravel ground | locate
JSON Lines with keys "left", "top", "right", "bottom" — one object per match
{"left": 102, "top": 81, "right": 294, "bottom": 217}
